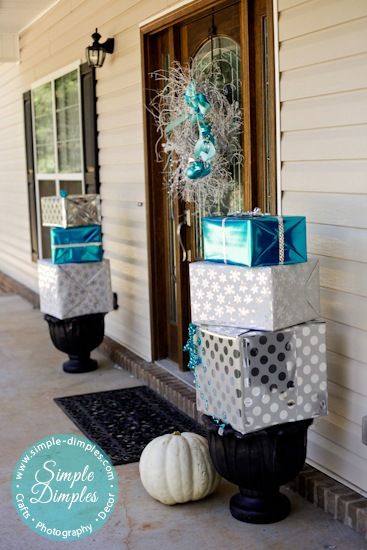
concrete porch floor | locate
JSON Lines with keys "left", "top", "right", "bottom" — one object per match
{"left": 0, "top": 294, "right": 366, "bottom": 550}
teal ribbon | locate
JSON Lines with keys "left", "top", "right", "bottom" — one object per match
{"left": 165, "top": 80, "right": 216, "bottom": 180}
{"left": 184, "top": 81, "right": 210, "bottom": 118}
{"left": 60, "top": 189, "right": 69, "bottom": 198}
{"left": 184, "top": 81, "right": 216, "bottom": 180}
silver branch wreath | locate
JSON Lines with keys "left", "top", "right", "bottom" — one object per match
{"left": 148, "top": 62, "right": 243, "bottom": 210}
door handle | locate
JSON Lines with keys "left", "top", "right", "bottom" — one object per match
{"left": 177, "top": 222, "right": 187, "bottom": 262}
{"left": 177, "top": 209, "right": 192, "bottom": 262}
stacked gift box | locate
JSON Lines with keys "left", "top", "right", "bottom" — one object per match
{"left": 37, "top": 192, "right": 113, "bottom": 320}
{"left": 187, "top": 211, "right": 328, "bottom": 435}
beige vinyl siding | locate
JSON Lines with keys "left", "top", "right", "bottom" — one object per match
{"left": 278, "top": 0, "right": 367, "bottom": 494}
{"left": 0, "top": 62, "right": 37, "bottom": 292}
{"left": 0, "top": 0, "right": 186, "bottom": 361}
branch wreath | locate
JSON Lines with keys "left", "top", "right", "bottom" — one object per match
{"left": 148, "top": 62, "right": 243, "bottom": 210}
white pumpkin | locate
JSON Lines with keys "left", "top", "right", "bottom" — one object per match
{"left": 139, "top": 431, "right": 220, "bottom": 505}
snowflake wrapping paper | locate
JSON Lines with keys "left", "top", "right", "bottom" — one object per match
{"left": 38, "top": 259, "right": 113, "bottom": 319}
{"left": 41, "top": 194, "right": 101, "bottom": 228}
{"left": 189, "top": 259, "right": 320, "bottom": 331}
{"left": 194, "top": 321, "right": 328, "bottom": 435}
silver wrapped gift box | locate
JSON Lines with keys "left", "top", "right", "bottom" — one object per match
{"left": 194, "top": 321, "right": 328, "bottom": 435}
{"left": 190, "top": 259, "right": 320, "bottom": 331}
{"left": 41, "top": 194, "right": 101, "bottom": 228}
{"left": 38, "top": 259, "right": 113, "bottom": 319}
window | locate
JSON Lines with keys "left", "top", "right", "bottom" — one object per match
{"left": 23, "top": 62, "right": 99, "bottom": 261}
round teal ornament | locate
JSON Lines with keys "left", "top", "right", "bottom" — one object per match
{"left": 186, "top": 160, "right": 212, "bottom": 180}
{"left": 11, "top": 434, "right": 118, "bottom": 542}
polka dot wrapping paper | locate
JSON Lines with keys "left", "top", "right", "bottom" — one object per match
{"left": 195, "top": 321, "right": 328, "bottom": 435}
{"left": 190, "top": 259, "right": 320, "bottom": 331}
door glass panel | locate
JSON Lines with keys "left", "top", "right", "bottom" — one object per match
{"left": 33, "top": 83, "right": 56, "bottom": 173}
{"left": 168, "top": 193, "right": 177, "bottom": 323}
{"left": 39, "top": 180, "right": 56, "bottom": 258}
{"left": 163, "top": 52, "right": 178, "bottom": 324}
{"left": 192, "top": 36, "right": 242, "bottom": 258}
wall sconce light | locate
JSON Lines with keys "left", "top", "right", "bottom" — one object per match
{"left": 86, "top": 28, "right": 114, "bottom": 68}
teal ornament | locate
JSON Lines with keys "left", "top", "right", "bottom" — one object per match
{"left": 199, "top": 122, "right": 212, "bottom": 138}
{"left": 60, "top": 189, "right": 68, "bottom": 198}
{"left": 194, "top": 138, "right": 216, "bottom": 162}
{"left": 184, "top": 82, "right": 210, "bottom": 116}
{"left": 186, "top": 160, "right": 211, "bottom": 180}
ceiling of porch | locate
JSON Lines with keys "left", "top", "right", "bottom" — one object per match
{"left": 0, "top": 0, "right": 58, "bottom": 61}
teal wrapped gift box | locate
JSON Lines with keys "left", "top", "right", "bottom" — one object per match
{"left": 202, "top": 215, "right": 307, "bottom": 267}
{"left": 51, "top": 225, "right": 103, "bottom": 264}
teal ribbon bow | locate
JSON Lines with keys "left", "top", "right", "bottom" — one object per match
{"left": 184, "top": 80, "right": 210, "bottom": 118}
{"left": 184, "top": 81, "right": 216, "bottom": 180}
{"left": 165, "top": 80, "right": 216, "bottom": 181}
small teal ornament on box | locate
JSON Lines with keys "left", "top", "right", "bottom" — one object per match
{"left": 51, "top": 225, "right": 103, "bottom": 264}
{"left": 202, "top": 210, "right": 307, "bottom": 267}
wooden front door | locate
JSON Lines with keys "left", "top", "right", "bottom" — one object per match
{"left": 143, "top": 0, "right": 276, "bottom": 369}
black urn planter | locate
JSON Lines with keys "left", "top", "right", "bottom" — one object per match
{"left": 44, "top": 313, "right": 106, "bottom": 374}
{"left": 203, "top": 415, "right": 313, "bottom": 524}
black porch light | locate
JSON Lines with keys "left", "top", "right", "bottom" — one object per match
{"left": 86, "top": 28, "right": 114, "bottom": 68}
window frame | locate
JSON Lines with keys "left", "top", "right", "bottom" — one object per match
{"left": 30, "top": 61, "right": 85, "bottom": 259}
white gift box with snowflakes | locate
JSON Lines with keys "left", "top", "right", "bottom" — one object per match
{"left": 194, "top": 321, "right": 328, "bottom": 435}
{"left": 189, "top": 259, "right": 320, "bottom": 331}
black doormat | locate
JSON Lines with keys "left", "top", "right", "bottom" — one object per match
{"left": 54, "top": 385, "right": 206, "bottom": 465}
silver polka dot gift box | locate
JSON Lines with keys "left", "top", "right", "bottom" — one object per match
{"left": 189, "top": 259, "right": 320, "bottom": 331}
{"left": 194, "top": 321, "right": 328, "bottom": 435}
{"left": 38, "top": 259, "right": 114, "bottom": 319}
{"left": 41, "top": 194, "right": 101, "bottom": 228}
